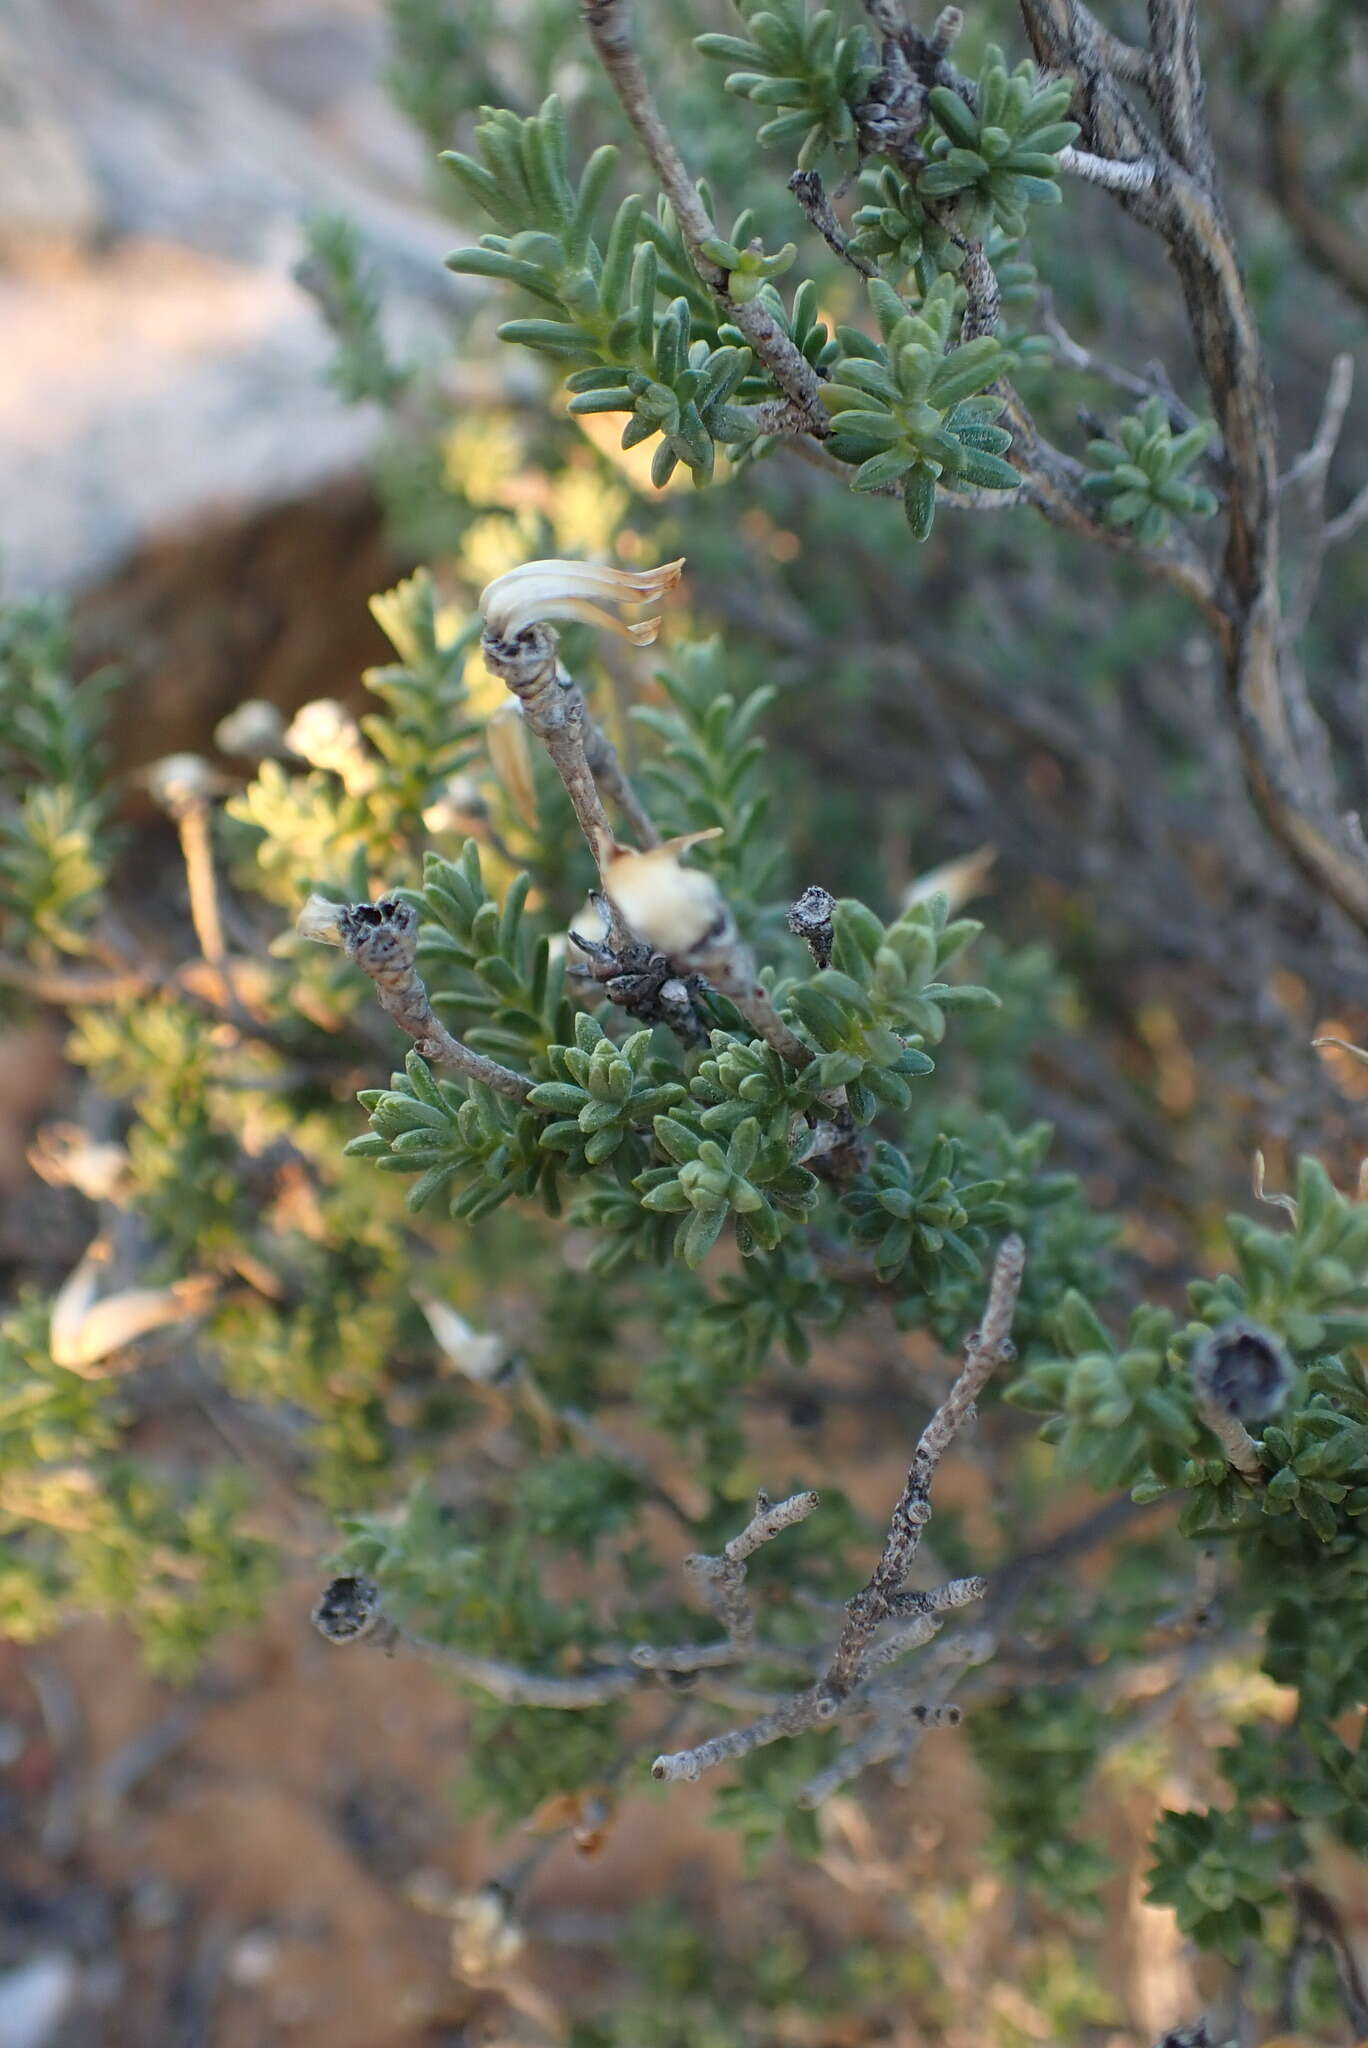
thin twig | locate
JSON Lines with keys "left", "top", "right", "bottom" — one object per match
{"left": 332, "top": 898, "right": 534, "bottom": 1102}
{"left": 824, "top": 1233, "right": 1024, "bottom": 1698}
{"left": 650, "top": 1236, "right": 1025, "bottom": 1786}
{"left": 174, "top": 803, "right": 236, "bottom": 1008}
{"left": 788, "top": 169, "right": 876, "bottom": 276}
{"left": 1018, "top": 0, "right": 1368, "bottom": 937}
{"left": 312, "top": 1576, "right": 637, "bottom": 1706}
{"left": 682, "top": 1489, "right": 821, "bottom": 1656}
{"left": 583, "top": 0, "right": 830, "bottom": 431}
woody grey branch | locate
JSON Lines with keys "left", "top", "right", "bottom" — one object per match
{"left": 681, "top": 1488, "right": 819, "bottom": 1658}
{"left": 799, "top": 1625, "right": 993, "bottom": 1805}
{"left": 313, "top": 1574, "right": 637, "bottom": 1707}
{"left": 650, "top": 1235, "right": 1024, "bottom": 1786}
{"left": 324, "top": 899, "right": 534, "bottom": 1104}
{"left": 481, "top": 623, "right": 631, "bottom": 874}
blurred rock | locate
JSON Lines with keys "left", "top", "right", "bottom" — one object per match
{"left": 0, "top": 0, "right": 465, "bottom": 601}
{"left": 0, "top": 1954, "right": 78, "bottom": 2048}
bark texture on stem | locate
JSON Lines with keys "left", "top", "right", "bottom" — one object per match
{"left": 336, "top": 899, "right": 534, "bottom": 1103}
{"left": 583, "top": 0, "right": 831, "bottom": 432}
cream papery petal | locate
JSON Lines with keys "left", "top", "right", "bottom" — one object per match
{"left": 480, "top": 558, "right": 685, "bottom": 641}
{"left": 416, "top": 1294, "right": 510, "bottom": 1383}
{"left": 296, "top": 893, "right": 347, "bottom": 945}
{"left": 50, "top": 1240, "right": 216, "bottom": 1374}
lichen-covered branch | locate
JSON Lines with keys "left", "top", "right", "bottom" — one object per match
{"left": 299, "top": 896, "right": 534, "bottom": 1103}
{"left": 650, "top": 1235, "right": 1025, "bottom": 1787}
{"left": 682, "top": 1488, "right": 821, "bottom": 1656}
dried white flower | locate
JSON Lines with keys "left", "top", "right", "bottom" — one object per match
{"left": 902, "top": 842, "right": 998, "bottom": 913}
{"left": 295, "top": 893, "right": 347, "bottom": 946}
{"left": 448, "top": 1886, "right": 524, "bottom": 1983}
{"left": 143, "top": 754, "right": 229, "bottom": 814}
{"left": 50, "top": 1238, "right": 215, "bottom": 1374}
{"left": 603, "top": 832, "right": 724, "bottom": 956}
{"left": 27, "top": 1123, "right": 130, "bottom": 1204}
{"left": 479, "top": 556, "right": 685, "bottom": 643}
{"left": 214, "top": 699, "right": 287, "bottom": 759}
{"left": 284, "top": 699, "right": 377, "bottom": 795}
{"left": 416, "top": 1295, "right": 511, "bottom": 1383}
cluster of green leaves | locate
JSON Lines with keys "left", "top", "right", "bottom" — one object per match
{"left": 0, "top": 599, "right": 119, "bottom": 962}
{"left": 351, "top": 849, "right": 1007, "bottom": 1274}
{"left": 432, "top": 25, "right": 1091, "bottom": 546}
{"left": 531, "top": 1015, "right": 687, "bottom": 1174}
{"left": 445, "top": 99, "right": 764, "bottom": 486}
{"left": 786, "top": 888, "right": 996, "bottom": 1112}
{"left": 890, "top": 1109, "right": 1114, "bottom": 1350}
{"left": 919, "top": 47, "right": 1078, "bottom": 241}
{"left": 299, "top": 212, "right": 411, "bottom": 405}
{"left": 693, "top": 0, "right": 874, "bottom": 169}
{"left": 970, "top": 1687, "right": 1113, "bottom": 1914}
{"left": 632, "top": 638, "right": 784, "bottom": 913}
{"left": 1147, "top": 1805, "right": 1294, "bottom": 1963}
{"left": 822, "top": 276, "right": 1019, "bottom": 538}
{"left": 1082, "top": 396, "right": 1219, "bottom": 543}
{"left": 843, "top": 1132, "right": 1007, "bottom": 1282}
{"left": 1009, "top": 1157, "right": 1368, "bottom": 1947}
{"left": 350, "top": 1048, "right": 552, "bottom": 1220}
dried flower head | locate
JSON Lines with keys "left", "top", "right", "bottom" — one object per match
{"left": 602, "top": 831, "right": 725, "bottom": 956}
{"left": 295, "top": 893, "right": 347, "bottom": 945}
{"left": 50, "top": 1237, "right": 215, "bottom": 1374}
{"left": 416, "top": 1295, "right": 512, "bottom": 1384}
{"left": 1191, "top": 1317, "right": 1294, "bottom": 1420}
{"left": 312, "top": 1574, "right": 388, "bottom": 1645}
{"left": 143, "top": 753, "right": 230, "bottom": 815}
{"left": 479, "top": 556, "right": 685, "bottom": 643}
{"left": 214, "top": 699, "right": 287, "bottom": 759}
{"left": 28, "top": 1123, "right": 130, "bottom": 1204}
{"left": 448, "top": 1885, "right": 524, "bottom": 1983}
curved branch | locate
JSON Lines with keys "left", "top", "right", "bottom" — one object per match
{"left": 583, "top": 0, "right": 830, "bottom": 431}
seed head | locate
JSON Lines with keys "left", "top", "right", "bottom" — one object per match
{"left": 312, "top": 1574, "right": 385, "bottom": 1644}
{"left": 1191, "top": 1318, "right": 1294, "bottom": 1420}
